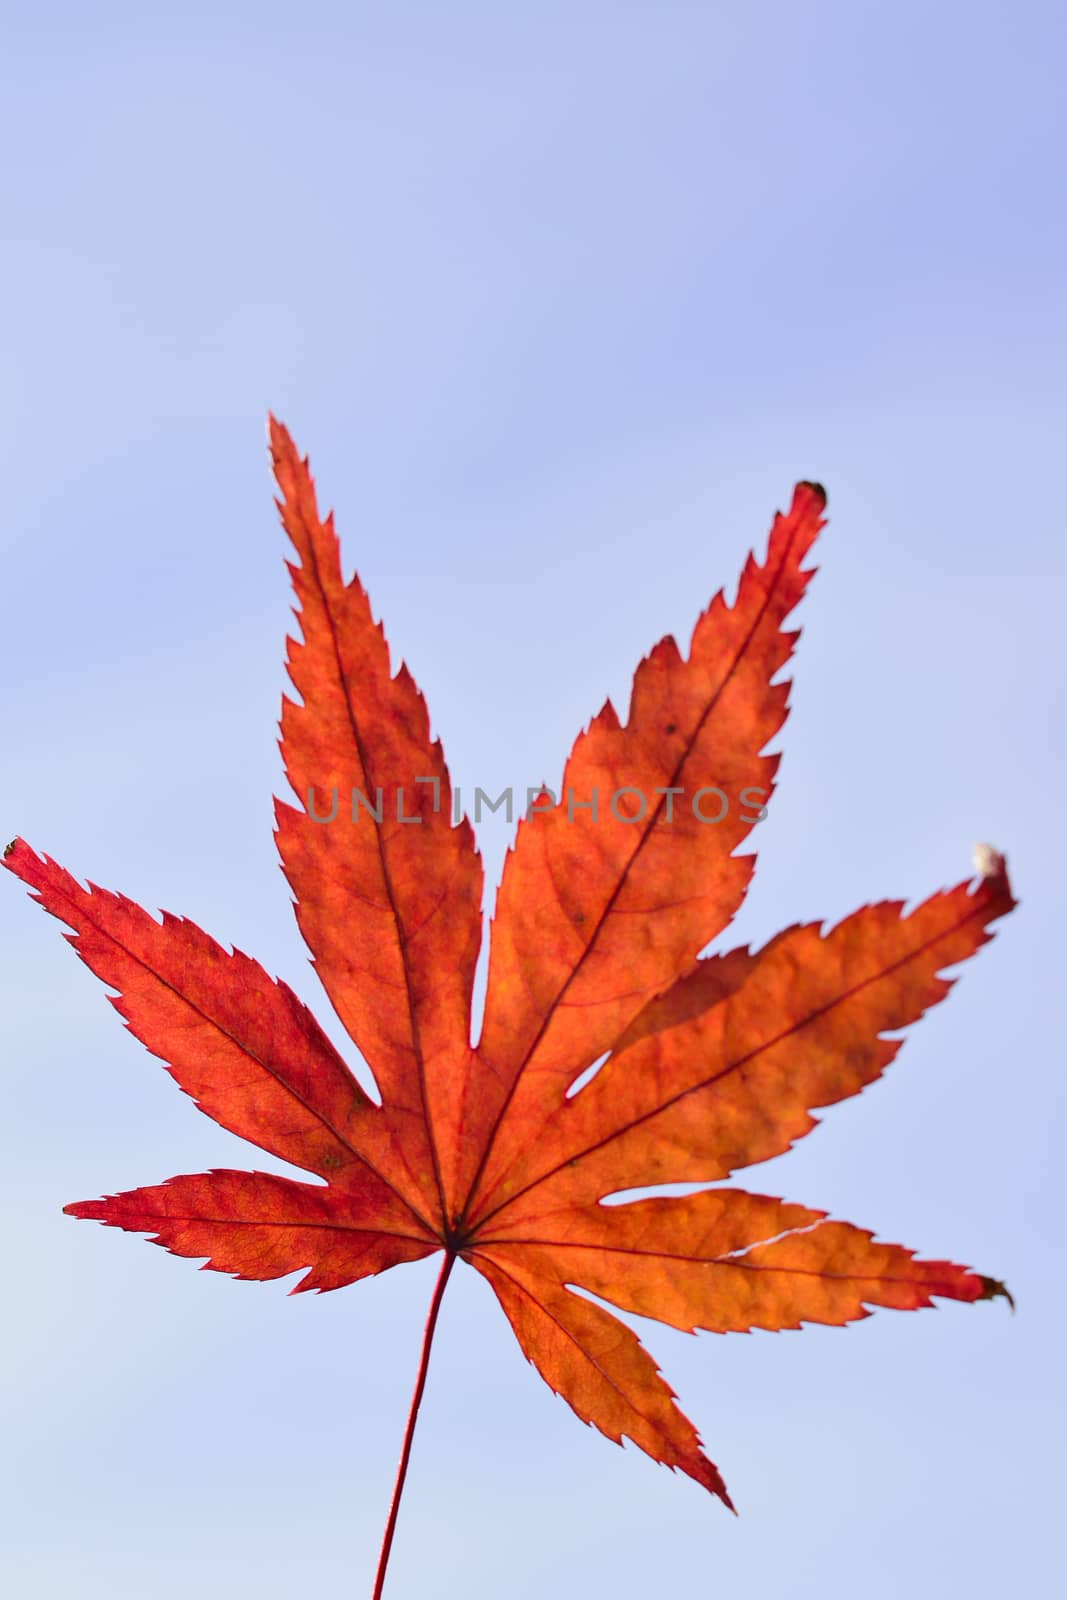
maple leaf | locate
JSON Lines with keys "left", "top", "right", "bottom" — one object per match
{"left": 3, "top": 421, "right": 1015, "bottom": 1594}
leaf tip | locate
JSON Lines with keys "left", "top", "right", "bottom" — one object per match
{"left": 971, "top": 842, "right": 1016, "bottom": 911}
{"left": 977, "top": 1275, "right": 1015, "bottom": 1312}
{"left": 796, "top": 479, "right": 827, "bottom": 510}
{"left": 712, "top": 1475, "right": 739, "bottom": 1514}
{"left": 972, "top": 841, "right": 1006, "bottom": 881}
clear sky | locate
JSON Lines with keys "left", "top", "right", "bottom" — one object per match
{"left": 1, "top": 3, "right": 1063, "bottom": 1597}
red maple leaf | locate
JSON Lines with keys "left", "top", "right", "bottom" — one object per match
{"left": 3, "top": 421, "right": 1014, "bottom": 1595}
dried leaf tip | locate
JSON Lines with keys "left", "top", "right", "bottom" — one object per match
{"left": 797, "top": 480, "right": 828, "bottom": 508}
{"left": 978, "top": 1276, "right": 1015, "bottom": 1312}
{"left": 3, "top": 838, "right": 16, "bottom": 858}
{"left": 973, "top": 842, "right": 1006, "bottom": 880}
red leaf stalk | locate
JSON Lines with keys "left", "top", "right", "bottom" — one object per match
{"left": 373, "top": 1251, "right": 456, "bottom": 1600}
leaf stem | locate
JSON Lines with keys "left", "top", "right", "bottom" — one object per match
{"left": 372, "top": 1250, "right": 456, "bottom": 1600}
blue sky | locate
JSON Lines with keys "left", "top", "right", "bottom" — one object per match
{"left": 1, "top": 3, "right": 1063, "bottom": 1596}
